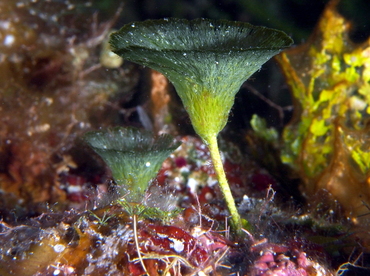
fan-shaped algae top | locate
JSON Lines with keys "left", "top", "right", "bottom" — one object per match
{"left": 85, "top": 127, "right": 180, "bottom": 202}
{"left": 110, "top": 18, "right": 293, "bottom": 140}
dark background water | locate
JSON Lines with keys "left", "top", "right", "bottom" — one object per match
{"left": 89, "top": 0, "right": 370, "bottom": 130}
{"left": 96, "top": 0, "right": 370, "bottom": 44}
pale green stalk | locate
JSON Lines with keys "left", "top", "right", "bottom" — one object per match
{"left": 206, "top": 134, "right": 242, "bottom": 234}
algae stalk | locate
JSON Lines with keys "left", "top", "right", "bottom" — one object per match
{"left": 206, "top": 135, "right": 243, "bottom": 232}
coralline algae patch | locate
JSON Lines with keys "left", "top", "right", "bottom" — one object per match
{"left": 0, "top": 205, "right": 233, "bottom": 276}
{"left": 156, "top": 136, "right": 230, "bottom": 207}
{"left": 154, "top": 136, "right": 276, "bottom": 209}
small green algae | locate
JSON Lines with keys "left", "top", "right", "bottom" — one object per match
{"left": 85, "top": 127, "right": 180, "bottom": 202}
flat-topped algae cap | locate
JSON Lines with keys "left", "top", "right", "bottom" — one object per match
{"left": 110, "top": 18, "right": 293, "bottom": 141}
{"left": 84, "top": 127, "right": 181, "bottom": 203}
